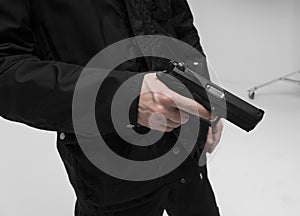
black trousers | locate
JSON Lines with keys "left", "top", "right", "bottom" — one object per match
{"left": 57, "top": 133, "right": 220, "bottom": 216}
{"left": 75, "top": 169, "right": 220, "bottom": 216}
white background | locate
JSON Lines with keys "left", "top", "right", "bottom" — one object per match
{"left": 0, "top": 0, "right": 299, "bottom": 215}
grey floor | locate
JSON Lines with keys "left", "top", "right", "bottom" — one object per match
{"left": 0, "top": 79, "right": 299, "bottom": 216}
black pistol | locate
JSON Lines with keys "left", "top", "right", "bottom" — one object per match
{"left": 156, "top": 61, "right": 265, "bottom": 132}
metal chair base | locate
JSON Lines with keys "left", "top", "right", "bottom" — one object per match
{"left": 247, "top": 70, "right": 300, "bottom": 99}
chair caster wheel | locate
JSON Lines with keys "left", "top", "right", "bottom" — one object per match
{"left": 248, "top": 90, "right": 255, "bottom": 100}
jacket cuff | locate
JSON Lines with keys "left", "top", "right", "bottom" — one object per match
{"left": 129, "top": 95, "right": 140, "bottom": 126}
{"left": 128, "top": 73, "right": 151, "bottom": 134}
{"left": 128, "top": 73, "right": 145, "bottom": 127}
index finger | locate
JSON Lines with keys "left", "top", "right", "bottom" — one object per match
{"left": 160, "top": 88, "right": 211, "bottom": 120}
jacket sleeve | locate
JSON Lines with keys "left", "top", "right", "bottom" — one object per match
{"left": 172, "top": 0, "right": 211, "bottom": 80}
{"left": 0, "top": 0, "right": 141, "bottom": 134}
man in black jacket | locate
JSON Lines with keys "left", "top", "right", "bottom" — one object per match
{"left": 0, "top": 0, "right": 223, "bottom": 215}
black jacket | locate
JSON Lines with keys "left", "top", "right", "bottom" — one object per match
{"left": 0, "top": 0, "right": 210, "bottom": 207}
{"left": 0, "top": 0, "right": 208, "bottom": 133}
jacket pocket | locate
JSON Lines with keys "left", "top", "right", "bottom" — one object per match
{"left": 33, "top": 24, "right": 61, "bottom": 61}
{"left": 57, "top": 133, "right": 123, "bottom": 186}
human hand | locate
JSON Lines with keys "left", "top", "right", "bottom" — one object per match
{"left": 205, "top": 119, "right": 224, "bottom": 153}
{"left": 137, "top": 73, "right": 212, "bottom": 132}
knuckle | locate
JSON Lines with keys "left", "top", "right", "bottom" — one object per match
{"left": 157, "top": 94, "right": 173, "bottom": 105}
{"left": 151, "top": 104, "right": 166, "bottom": 114}
{"left": 182, "top": 118, "right": 189, "bottom": 124}
{"left": 181, "top": 113, "right": 190, "bottom": 124}
{"left": 167, "top": 123, "right": 178, "bottom": 128}
{"left": 171, "top": 110, "right": 181, "bottom": 122}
